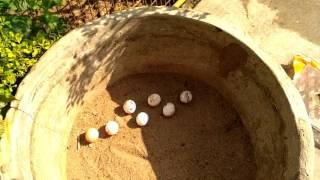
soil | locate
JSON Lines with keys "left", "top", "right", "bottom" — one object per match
{"left": 67, "top": 73, "right": 256, "bottom": 180}
{"left": 56, "top": 0, "right": 176, "bottom": 29}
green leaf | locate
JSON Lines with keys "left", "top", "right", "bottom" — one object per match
{"left": 0, "top": 12, "right": 64, "bottom": 115}
{"left": 6, "top": 51, "right": 14, "bottom": 58}
{"left": 0, "top": 0, "right": 16, "bottom": 11}
{"left": 0, "top": 89, "right": 15, "bottom": 103}
{"left": 22, "top": 48, "right": 32, "bottom": 54}
{"left": 5, "top": 73, "right": 16, "bottom": 84}
{"left": 32, "top": 48, "right": 40, "bottom": 57}
{"left": 15, "top": 33, "right": 23, "bottom": 43}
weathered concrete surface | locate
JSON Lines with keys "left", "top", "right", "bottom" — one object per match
{"left": 195, "top": 1, "right": 320, "bottom": 178}
{"left": 3, "top": 7, "right": 314, "bottom": 180}
{"left": 195, "top": 0, "right": 320, "bottom": 65}
{"left": 315, "top": 148, "right": 320, "bottom": 179}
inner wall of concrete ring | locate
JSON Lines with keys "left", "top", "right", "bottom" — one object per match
{"left": 5, "top": 7, "right": 314, "bottom": 180}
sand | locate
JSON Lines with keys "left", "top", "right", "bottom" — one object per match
{"left": 67, "top": 73, "right": 256, "bottom": 180}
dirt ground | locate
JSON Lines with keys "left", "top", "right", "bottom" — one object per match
{"left": 56, "top": 0, "right": 175, "bottom": 28}
{"left": 67, "top": 73, "right": 256, "bottom": 180}
{"left": 195, "top": 0, "right": 320, "bottom": 65}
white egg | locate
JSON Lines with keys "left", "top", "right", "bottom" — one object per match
{"left": 180, "top": 90, "right": 192, "bottom": 103}
{"left": 163, "top": 102, "right": 175, "bottom": 117}
{"left": 105, "top": 120, "right": 119, "bottom": 135}
{"left": 148, "top": 93, "right": 161, "bottom": 107}
{"left": 123, "top": 99, "right": 136, "bottom": 114}
{"left": 85, "top": 128, "right": 99, "bottom": 143}
{"left": 136, "top": 112, "right": 149, "bottom": 126}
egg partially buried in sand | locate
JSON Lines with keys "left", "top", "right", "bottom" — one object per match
{"left": 136, "top": 112, "right": 149, "bottom": 126}
{"left": 163, "top": 102, "right": 175, "bottom": 117}
{"left": 85, "top": 128, "right": 99, "bottom": 143}
{"left": 148, "top": 93, "right": 161, "bottom": 107}
{"left": 105, "top": 121, "right": 119, "bottom": 136}
{"left": 123, "top": 99, "right": 136, "bottom": 114}
{"left": 180, "top": 90, "right": 192, "bottom": 104}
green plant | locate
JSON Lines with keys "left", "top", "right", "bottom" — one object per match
{"left": 0, "top": 16, "right": 61, "bottom": 111}
{"left": 0, "top": 0, "right": 67, "bottom": 115}
{"left": 0, "top": 0, "right": 66, "bottom": 164}
{"left": 1, "top": 0, "right": 62, "bottom": 12}
{"left": 0, "top": 114, "right": 12, "bottom": 168}
{"left": 1, "top": 0, "right": 67, "bottom": 34}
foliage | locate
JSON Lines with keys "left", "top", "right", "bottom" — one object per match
{"left": 0, "top": 0, "right": 66, "bottom": 164}
{"left": 0, "top": 114, "right": 12, "bottom": 168}
{"left": 0, "top": 0, "right": 62, "bottom": 12}
{"left": 1, "top": 0, "right": 67, "bottom": 34}
{"left": 0, "top": 0, "right": 67, "bottom": 115}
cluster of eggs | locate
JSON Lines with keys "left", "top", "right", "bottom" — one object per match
{"left": 84, "top": 90, "right": 192, "bottom": 143}
{"left": 84, "top": 120, "right": 120, "bottom": 143}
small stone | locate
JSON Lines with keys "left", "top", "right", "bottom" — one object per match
{"left": 79, "top": 0, "right": 86, "bottom": 6}
{"left": 72, "top": 9, "right": 81, "bottom": 17}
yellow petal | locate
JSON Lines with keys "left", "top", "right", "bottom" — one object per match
{"left": 293, "top": 55, "right": 307, "bottom": 74}
{"left": 311, "top": 60, "right": 320, "bottom": 70}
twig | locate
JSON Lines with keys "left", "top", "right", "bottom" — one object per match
{"left": 77, "top": 135, "right": 80, "bottom": 151}
{"left": 133, "top": 0, "right": 142, "bottom": 7}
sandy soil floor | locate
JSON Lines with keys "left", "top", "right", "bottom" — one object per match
{"left": 67, "top": 73, "right": 256, "bottom": 180}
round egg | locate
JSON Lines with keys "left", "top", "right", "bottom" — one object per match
{"left": 148, "top": 93, "right": 161, "bottom": 107}
{"left": 105, "top": 120, "right": 119, "bottom": 135}
{"left": 180, "top": 90, "right": 192, "bottom": 104}
{"left": 123, "top": 99, "right": 136, "bottom": 114}
{"left": 85, "top": 128, "right": 99, "bottom": 143}
{"left": 136, "top": 112, "right": 149, "bottom": 126}
{"left": 163, "top": 102, "right": 175, "bottom": 117}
